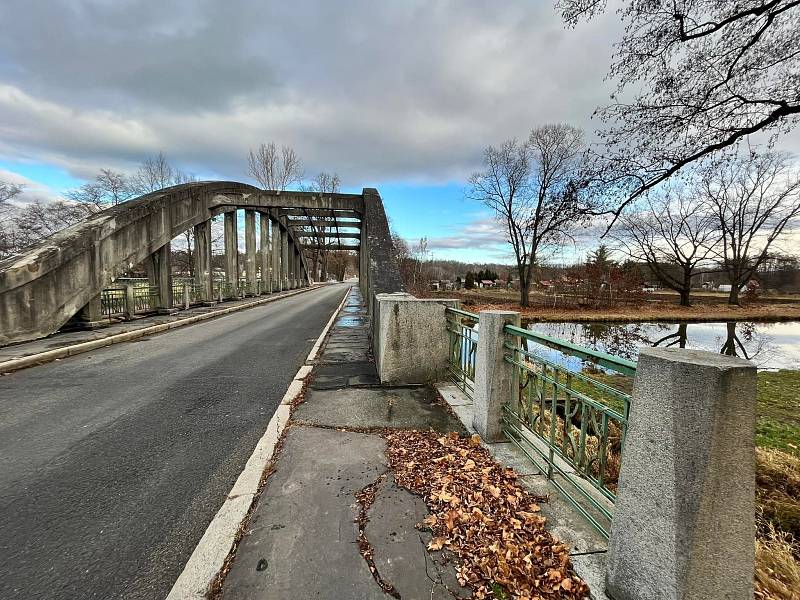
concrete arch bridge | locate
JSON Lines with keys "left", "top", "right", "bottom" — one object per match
{"left": 0, "top": 183, "right": 402, "bottom": 345}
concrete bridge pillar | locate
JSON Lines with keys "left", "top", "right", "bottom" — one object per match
{"left": 280, "top": 225, "right": 289, "bottom": 291}
{"left": 259, "top": 212, "right": 271, "bottom": 293}
{"left": 288, "top": 241, "right": 296, "bottom": 289}
{"left": 193, "top": 220, "right": 213, "bottom": 302}
{"left": 76, "top": 294, "right": 104, "bottom": 325}
{"left": 271, "top": 218, "right": 282, "bottom": 292}
{"left": 224, "top": 211, "right": 239, "bottom": 298}
{"left": 295, "top": 249, "right": 303, "bottom": 286}
{"left": 147, "top": 242, "right": 173, "bottom": 311}
{"left": 244, "top": 210, "right": 257, "bottom": 296}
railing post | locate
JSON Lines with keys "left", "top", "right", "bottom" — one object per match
{"left": 606, "top": 348, "right": 756, "bottom": 600}
{"left": 472, "top": 310, "right": 520, "bottom": 442}
{"left": 123, "top": 285, "right": 136, "bottom": 320}
{"left": 182, "top": 284, "right": 190, "bottom": 310}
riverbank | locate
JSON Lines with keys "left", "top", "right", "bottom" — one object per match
{"left": 433, "top": 290, "right": 800, "bottom": 322}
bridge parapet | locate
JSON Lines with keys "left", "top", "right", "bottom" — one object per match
{"left": 0, "top": 182, "right": 400, "bottom": 346}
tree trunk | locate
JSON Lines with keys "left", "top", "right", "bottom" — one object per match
{"left": 728, "top": 283, "right": 740, "bottom": 305}
{"left": 679, "top": 270, "right": 692, "bottom": 306}
{"left": 520, "top": 278, "right": 530, "bottom": 307}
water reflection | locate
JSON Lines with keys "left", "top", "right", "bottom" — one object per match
{"left": 528, "top": 321, "right": 800, "bottom": 370}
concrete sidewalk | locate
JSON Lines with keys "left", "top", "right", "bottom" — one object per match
{"left": 220, "top": 287, "right": 469, "bottom": 599}
{"left": 216, "top": 287, "right": 606, "bottom": 599}
{"left": 0, "top": 286, "right": 316, "bottom": 373}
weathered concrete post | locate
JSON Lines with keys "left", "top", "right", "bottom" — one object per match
{"left": 259, "top": 212, "right": 271, "bottom": 294}
{"left": 244, "top": 210, "right": 257, "bottom": 296}
{"left": 224, "top": 211, "right": 239, "bottom": 298}
{"left": 123, "top": 285, "right": 136, "bottom": 320}
{"left": 606, "top": 348, "right": 757, "bottom": 600}
{"left": 194, "top": 220, "right": 213, "bottom": 303}
{"left": 373, "top": 293, "right": 459, "bottom": 384}
{"left": 76, "top": 294, "right": 104, "bottom": 326}
{"left": 295, "top": 250, "right": 303, "bottom": 286}
{"left": 182, "top": 283, "right": 190, "bottom": 310}
{"left": 473, "top": 310, "right": 521, "bottom": 442}
{"left": 147, "top": 242, "right": 173, "bottom": 311}
{"left": 280, "top": 225, "right": 289, "bottom": 291}
{"left": 271, "top": 217, "right": 282, "bottom": 292}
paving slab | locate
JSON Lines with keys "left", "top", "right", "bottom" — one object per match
{"left": 366, "top": 474, "right": 469, "bottom": 600}
{"left": 294, "top": 387, "right": 465, "bottom": 432}
{"left": 222, "top": 426, "right": 388, "bottom": 600}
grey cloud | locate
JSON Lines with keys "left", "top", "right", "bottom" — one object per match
{"left": 6, "top": 0, "right": 795, "bottom": 189}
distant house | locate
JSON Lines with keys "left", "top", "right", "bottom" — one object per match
{"left": 480, "top": 280, "right": 496, "bottom": 288}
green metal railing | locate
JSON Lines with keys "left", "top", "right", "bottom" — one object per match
{"left": 101, "top": 287, "right": 127, "bottom": 316}
{"left": 133, "top": 285, "right": 159, "bottom": 313}
{"left": 501, "top": 324, "right": 636, "bottom": 538}
{"left": 446, "top": 307, "right": 479, "bottom": 397}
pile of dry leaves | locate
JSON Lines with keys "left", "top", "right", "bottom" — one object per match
{"left": 385, "top": 430, "right": 589, "bottom": 600}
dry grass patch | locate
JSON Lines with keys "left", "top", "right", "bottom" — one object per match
{"left": 756, "top": 448, "right": 800, "bottom": 599}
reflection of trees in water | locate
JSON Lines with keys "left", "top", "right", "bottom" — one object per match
{"left": 719, "top": 322, "right": 765, "bottom": 361}
{"left": 580, "top": 322, "right": 661, "bottom": 361}
{"left": 651, "top": 323, "right": 688, "bottom": 348}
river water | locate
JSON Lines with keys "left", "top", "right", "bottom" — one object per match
{"left": 527, "top": 321, "right": 800, "bottom": 371}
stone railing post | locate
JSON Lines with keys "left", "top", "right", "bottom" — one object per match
{"left": 123, "top": 285, "right": 136, "bottom": 320}
{"left": 182, "top": 284, "right": 190, "bottom": 310}
{"left": 374, "top": 293, "right": 458, "bottom": 384}
{"left": 606, "top": 348, "right": 757, "bottom": 600}
{"left": 472, "top": 310, "right": 520, "bottom": 442}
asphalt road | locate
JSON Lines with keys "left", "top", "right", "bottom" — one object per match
{"left": 0, "top": 283, "right": 350, "bottom": 600}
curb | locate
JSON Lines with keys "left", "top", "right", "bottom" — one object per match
{"left": 165, "top": 285, "right": 351, "bottom": 599}
{"left": 0, "top": 287, "right": 318, "bottom": 375}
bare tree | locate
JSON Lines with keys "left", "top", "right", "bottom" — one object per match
{"left": 65, "top": 168, "right": 133, "bottom": 214}
{"left": 613, "top": 184, "right": 720, "bottom": 306}
{"left": 129, "top": 151, "right": 176, "bottom": 195}
{"left": 558, "top": 0, "right": 800, "bottom": 223}
{"left": 699, "top": 148, "right": 800, "bottom": 304}
{"left": 10, "top": 200, "right": 87, "bottom": 251}
{"left": 0, "top": 181, "right": 23, "bottom": 208}
{"left": 467, "top": 125, "right": 593, "bottom": 307}
{"left": 307, "top": 172, "right": 341, "bottom": 280}
{"left": 247, "top": 142, "right": 303, "bottom": 191}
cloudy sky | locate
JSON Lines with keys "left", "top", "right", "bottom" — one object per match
{"left": 1, "top": 0, "right": 797, "bottom": 263}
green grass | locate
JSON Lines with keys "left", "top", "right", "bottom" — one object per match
{"left": 757, "top": 370, "right": 800, "bottom": 455}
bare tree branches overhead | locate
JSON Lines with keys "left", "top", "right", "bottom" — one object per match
{"left": 247, "top": 142, "right": 303, "bottom": 191}
{"left": 612, "top": 184, "right": 720, "bottom": 306}
{"left": 699, "top": 148, "right": 800, "bottom": 304}
{"left": 467, "top": 124, "right": 593, "bottom": 306}
{"left": 557, "top": 0, "right": 800, "bottom": 222}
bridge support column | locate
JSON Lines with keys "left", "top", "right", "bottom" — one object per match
{"left": 259, "top": 212, "right": 271, "bottom": 293}
{"left": 287, "top": 241, "right": 296, "bottom": 289}
{"left": 224, "top": 211, "right": 239, "bottom": 298}
{"left": 271, "top": 218, "right": 282, "bottom": 292}
{"left": 147, "top": 242, "right": 173, "bottom": 311}
{"left": 295, "top": 249, "right": 303, "bottom": 286}
{"left": 194, "top": 220, "right": 213, "bottom": 303}
{"left": 245, "top": 210, "right": 257, "bottom": 296}
{"left": 76, "top": 294, "right": 104, "bottom": 327}
{"left": 280, "top": 225, "right": 289, "bottom": 291}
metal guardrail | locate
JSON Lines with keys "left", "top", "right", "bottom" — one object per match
{"left": 445, "top": 307, "right": 479, "bottom": 398}
{"left": 101, "top": 287, "right": 127, "bottom": 316}
{"left": 501, "top": 324, "right": 635, "bottom": 538}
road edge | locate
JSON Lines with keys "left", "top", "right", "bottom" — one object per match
{"left": 164, "top": 285, "right": 351, "bottom": 600}
{"left": 0, "top": 286, "right": 321, "bottom": 375}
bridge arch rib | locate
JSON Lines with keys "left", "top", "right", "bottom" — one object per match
{"left": 0, "top": 182, "right": 402, "bottom": 346}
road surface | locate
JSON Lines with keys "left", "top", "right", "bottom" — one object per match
{"left": 0, "top": 283, "right": 349, "bottom": 599}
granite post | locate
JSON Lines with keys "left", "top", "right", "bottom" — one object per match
{"left": 606, "top": 348, "right": 757, "bottom": 600}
